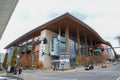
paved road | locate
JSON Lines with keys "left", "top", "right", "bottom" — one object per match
{"left": 5, "top": 63, "right": 120, "bottom": 80}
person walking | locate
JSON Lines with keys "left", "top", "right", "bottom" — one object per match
{"left": 52, "top": 64, "right": 55, "bottom": 71}
{"left": 19, "top": 66, "right": 23, "bottom": 74}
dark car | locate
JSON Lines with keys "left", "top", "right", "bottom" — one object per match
{"left": 85, "top": 64, "right": 94, "bottom": 70}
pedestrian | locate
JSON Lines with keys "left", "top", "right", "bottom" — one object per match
{"left": 14, "top": 61, "right": 17, "bottom": 74}
{"left": 19, "top": 66, "right": 23, "bottom": 74}
{"left": 54, "top": 64, "right": 57, "bottom": 71}
{"left": 61, "top": 63, "right": 64, "bottom": 71}
{"left": 16, "top": 66, "right": 20, "bottom": 75}
{"left": 52, "top": 64, "right": 55, "bottom": 71}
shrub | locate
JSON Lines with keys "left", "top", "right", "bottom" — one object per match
{"left": 10, "top": 47, "right": 18, "bottom": 66}
{"left": 2, "top": 53, "right": 8, "bottom": 68}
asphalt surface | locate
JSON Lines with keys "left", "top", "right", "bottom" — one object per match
{"left": 2, "top": 63, "right": 120, "bottom": 80}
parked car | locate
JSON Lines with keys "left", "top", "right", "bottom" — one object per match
{"left": 85, "top": 64, "right": 94, "bottom": 70}
{"left": 113, "top": 62, "right": 118, "bottom": 65}
{"left": 0, "top": 76, "right": 23, "bottom": 80}
{"left": 101, "top": 64, "right": 107, "bottom": 68}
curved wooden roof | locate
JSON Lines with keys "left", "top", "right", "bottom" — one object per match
{"left": 4, "top": 13, "right": 112, "bottom": 49}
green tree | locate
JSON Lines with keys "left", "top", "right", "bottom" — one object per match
{"left": 2, "top": 53, "right": 8, "bottom": 68}
{"left": 10, "top": 47, "right": 18, "bottom": 66}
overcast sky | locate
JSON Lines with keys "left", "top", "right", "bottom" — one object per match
{"left": 0, "top": 0, "right": 120, "bottom": 53}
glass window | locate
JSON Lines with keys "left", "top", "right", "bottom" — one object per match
{"left": 51, "top": 39, "right": 54, "bottom": 51}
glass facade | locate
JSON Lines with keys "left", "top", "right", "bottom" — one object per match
{"left": 58, "top": 36, "right": 66, "bottom": 55}
{"left": 49, "top": 33, "right": 112, "bottom": 67}
{"left": 50, "top": 35, "right": 66, "bottom": 56}
{"left": 50, "top": 34, "right": 77, "bottom": 63}
{"left": 50, "top": 37, "right": 59, "bottom": 56}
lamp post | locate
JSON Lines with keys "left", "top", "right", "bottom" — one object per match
{"left": 16, "top": 46, "right": 20, "bottom": 67}
{"left": 16, "top": 54, "right": 20, "bottom": 66}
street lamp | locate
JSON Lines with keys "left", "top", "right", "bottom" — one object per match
{"left": 16, "top": 54, "right": 20, "bottom": 66}
{"left": 17, "top": 54, "right": 20, "bottom": 59}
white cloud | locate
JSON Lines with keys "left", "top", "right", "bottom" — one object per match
{"left": 84, "top": 14, "right": 120, "bottom": 39}
{"left": 1, "top": 0, "right": 120, "bottom": 53}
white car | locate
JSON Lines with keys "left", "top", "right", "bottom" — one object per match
{"left": 0, "top": 76, "right": 23, "bottom": 80}
{"left": 113, "top": 62, "right": 118, "bottom": 65}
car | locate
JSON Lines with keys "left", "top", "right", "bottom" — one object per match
{"left": 0, "top": 76, "right": 23, "bottom": 80}
{"left": 85, "top": 64, "right": 94, "bottom": 70}
{"left": 101, "top": 64, "right": 107, "bottom": 68}
{"left": 113, "top": 62, "right": 118, "bottom": 65}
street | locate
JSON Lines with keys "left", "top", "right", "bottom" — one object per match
{"left": 17, "top": 63, "right": 120, "bottom": 80}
